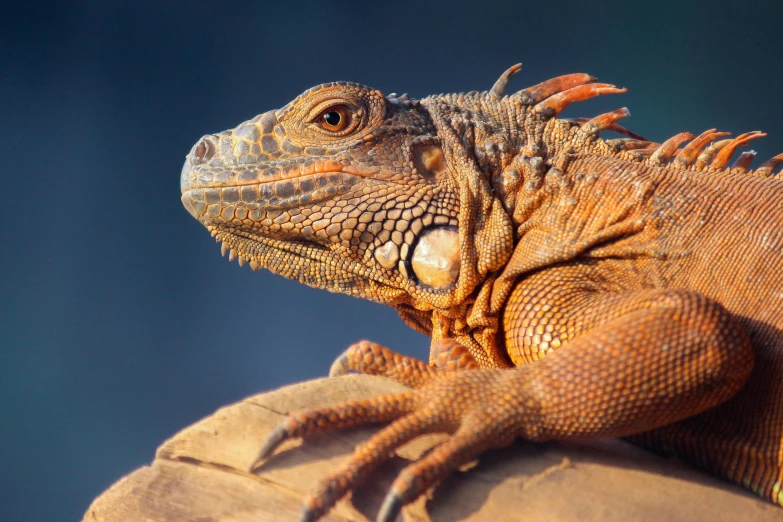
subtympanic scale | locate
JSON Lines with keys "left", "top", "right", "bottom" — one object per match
{"left": 410, "top": 227, "right": 460, "bottom": 289}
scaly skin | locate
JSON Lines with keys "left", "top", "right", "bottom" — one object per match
{"left": 180, "top": 64, "right": 783, "bottom": 521}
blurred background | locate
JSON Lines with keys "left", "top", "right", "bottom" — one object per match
{"left": 1, "top": 1, "right": 782, "bottom": 520}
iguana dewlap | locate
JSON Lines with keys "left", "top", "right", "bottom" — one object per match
{"left": 180, "top": 64, "right": 783, "bottom": 521}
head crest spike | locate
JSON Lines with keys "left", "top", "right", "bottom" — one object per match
{"left": 754, "top": 153, "right": 783, "bottom": 177}
{"left": 695, "top": 139, "right": 734, "bottom": 169}
{"left": 731, "top": 150, "right": 757, "bottom": 173}
{"left": 710, "top": 131, "right": 766, "bottom": 170}
{"left": 532, "top": 83, "right": 627, "bottom": 119}
{"left": 489, "top": 63, "right": 522, "bottom": 99}
{"left": 513, "top": 73, "right": 596, "bottom": 106}
{"left": 569, "top": 117, "right": 646, "bottom": 140}
{"left": 674, "top": 129, "right": 731, "bottom": 167}
{"left": 606, "top": 138, "right": 657, "bottom": 152}
{"left": 581, "top": 107, "right": 631, "bottom": 137}
{"left": 649, "top": 132, "right": 694, "bottom": 166}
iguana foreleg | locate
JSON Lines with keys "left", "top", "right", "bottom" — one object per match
{"left": 257, "top": 289, "right": 754, "bottom": 521}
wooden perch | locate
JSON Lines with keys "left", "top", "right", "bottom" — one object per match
{"left": 84, "top": 374, "right": 780, "bottom": 521}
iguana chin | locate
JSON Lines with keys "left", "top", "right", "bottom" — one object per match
{"left": 180, "top": 64, "right": 783, "bottom": 521}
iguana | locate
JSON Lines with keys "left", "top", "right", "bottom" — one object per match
{"left": 180, "top": 64, "right": 783, "bottom": 521}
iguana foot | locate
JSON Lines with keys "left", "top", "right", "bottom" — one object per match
{"left": 256, "top": 348, "right": 532, "bottom": 521}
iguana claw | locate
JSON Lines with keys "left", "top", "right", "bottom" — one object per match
{"left": 327, "top": 349, "right": 353, "bottom": 378}
{"left": 376, "top": 492, "right": 404, "bottom": 522}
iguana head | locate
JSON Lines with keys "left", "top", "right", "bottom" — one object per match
{"left": 180, "top": 66, "right": 650, "bottom": 330}
{"left": 180, "top": 77, "right": 521, "bottom": 319}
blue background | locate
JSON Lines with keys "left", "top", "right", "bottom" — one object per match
{"left": 2, "top": 1, "right": 782, "bottom": 520}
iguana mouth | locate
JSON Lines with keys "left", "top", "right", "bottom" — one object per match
{"left": 180, "top": 147, "right": 377, "bottom": 225}
{"left": 181, "top": 169, "right": 364, "bottom": 224}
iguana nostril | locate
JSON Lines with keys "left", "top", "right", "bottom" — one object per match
{"left": 193, "top": 135, "right": 217, "bottom": 162}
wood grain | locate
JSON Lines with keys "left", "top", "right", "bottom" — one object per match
{"left": 84, "top": 374, "right": 781, "bottom": 521}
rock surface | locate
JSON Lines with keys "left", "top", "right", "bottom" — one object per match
{"left": 84, "top": 374, "right": 781, "bottom": 521}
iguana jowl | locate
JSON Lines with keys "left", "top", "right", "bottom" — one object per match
{"left": 180, "top": 64, "right": 783, "bottom": 521}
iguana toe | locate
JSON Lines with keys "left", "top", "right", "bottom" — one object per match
{"left": 328, "top": 340, "right": 444, "bottom": 388}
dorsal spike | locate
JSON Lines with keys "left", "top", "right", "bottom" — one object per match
{"left": 606, "top": 138, "right": 657, "bottom": 152}
{"left": 581, "top": 107, "right": 631, "bottom": 137}
{"left": 489, "top": 63, "right": 522, "bottom": 99}
{"left": 569, "top": 118, "right": 646, "bottom": 140}
{"left": 754, "top": 153, "right": 783, "bottom": 177}
{"left": 628, "top": 147, "right": 660, "bottom": 162}
{"left": 533, "top": 83, "right": 627, "bottom": 118}
{"left": 513, "top": 73, "right": 597, "bottom": 106}
{"left": 649, "top": 132, "right": 694, "bottom": 166}
{"left": 695, "top": 139, "right": 733, "bottom": 170}
{"left": 674, "top": 129, "right": 731, "bottom": 167}
{"left": 731, "top": 151, "right": 757, "bottom": 173}
{"left": 633, "top": 147, "right": 659, "bottom": 155}
{"left": 710, "top": 131, "right": 767, "bottom": 170}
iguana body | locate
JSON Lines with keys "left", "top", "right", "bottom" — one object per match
{"left": 180, "top": 65, "right": 783, "bottom": 521}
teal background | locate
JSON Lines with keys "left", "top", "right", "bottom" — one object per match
{"left": 1, "top": 1, "right": 782, "bottom": 520}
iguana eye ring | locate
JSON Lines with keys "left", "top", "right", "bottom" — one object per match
{"left": 317, "top": 106, "right": 351, "bottom": 132}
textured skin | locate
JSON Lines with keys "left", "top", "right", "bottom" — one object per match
{"left": 180, "top": 65, "right": 783, "bottom": 521}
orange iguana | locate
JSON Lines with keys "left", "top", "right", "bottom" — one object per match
{"left": 180, "top": 64, "right": 783, "bottom": 521}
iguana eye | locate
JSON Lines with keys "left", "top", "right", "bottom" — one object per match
{"left": 318, "top": 106, "right": 351, "bottom": 132}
